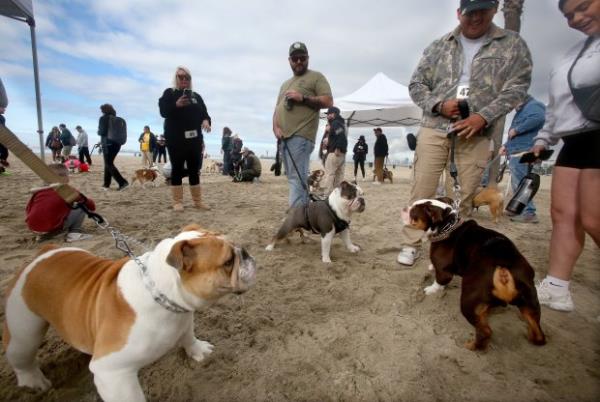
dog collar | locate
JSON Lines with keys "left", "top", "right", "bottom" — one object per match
{"left": 135, "top": 256, "right": 192, "bottom": 314}
{"left": 429, "top": 216, "right": 464, "bottom": 243}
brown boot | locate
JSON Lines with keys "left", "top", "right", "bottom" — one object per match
{"left": 171, "top": 185, "right": 184, "bottom": 212}
{"left": 190, "top": 184, "right": 211, "bottom": 210}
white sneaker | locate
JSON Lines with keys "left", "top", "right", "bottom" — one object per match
{"left": 536, "top": 280, "right": 574, "bottom": 312}
{"left": 397, "top": 246, "right": 420, "bottom": 266}
{"left": 66, "top": 232, "right": 93, "bottom": 242}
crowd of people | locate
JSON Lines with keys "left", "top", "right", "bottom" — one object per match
{"left": 0, "top": 0, "right": 598, "bottom": 315}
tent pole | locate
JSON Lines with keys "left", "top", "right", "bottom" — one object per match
{"left": 28, "top": 17, "right": 45, "bottom": 162}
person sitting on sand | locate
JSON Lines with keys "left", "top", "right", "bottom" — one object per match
{"left": 25, "top": 163, "right": 95, "bottom": 242}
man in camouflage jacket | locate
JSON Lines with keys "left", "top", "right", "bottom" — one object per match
{"left": 397, "top": 0, "right": 532, "bottom": 266}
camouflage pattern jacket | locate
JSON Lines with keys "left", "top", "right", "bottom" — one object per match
{"left": 409, "top": 23, "right": 532, "bottom": 136}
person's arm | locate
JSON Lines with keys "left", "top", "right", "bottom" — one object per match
{"left": 476, "top": 37, "right": 533, "bottom": 126}
{"left": 512, "top": 102, "right": 546, "bottom": 136}
{"left": 409, "top": 39, "right": 444, "bottom": 115}
{"left": 98, "top": 115, "right": 108, "bottom": 137}
{"left": 159, "top": 88, "right": 177, "bottom": 118}
{"left": 196, "top": 94, "right": 211, "bottom": 132}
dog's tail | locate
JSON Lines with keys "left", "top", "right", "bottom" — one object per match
{"left": 492, "top": 266, "right": 517, "bottom": 303}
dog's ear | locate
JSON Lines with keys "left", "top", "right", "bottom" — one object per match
{"left": 167, "top": 239, "right": 198, "bottom": 272}
{"left": 423, "top": 204, "right": 446, "bottom": 227}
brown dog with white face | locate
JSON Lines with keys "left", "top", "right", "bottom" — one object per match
{"left": 2, "top": 224, "right": 256, "bottom": 402}
{"left": 406, "top": 198, "right": 545, "bottom": 351}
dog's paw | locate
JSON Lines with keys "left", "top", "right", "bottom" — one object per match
{"left": 16, "top": 368, "right": 52, "bottom": 391}
{"left": 322, "top": 256, "right": 332, "bottom": 263}
{"left": 186, "top": 340, "right": 214, "bottom": 362}
{"left": 424, "top": 282, "right": 444, "bottom": 295}
{"left": 265, "top": 244, "right": 274, "bottom": 251}
{"left": 347, "top": 244, "right": 360, "bottom": 253}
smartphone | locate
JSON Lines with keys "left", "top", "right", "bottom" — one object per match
{"left": 183, "top": 88, "right": 192, "bottom": 98}
{"left": 519, "top": 149, "right": 554, "bottom": 164}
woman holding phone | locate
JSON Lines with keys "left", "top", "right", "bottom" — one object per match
{"left": 533, "top": 0, "right": 600, "bottom": 312}
{"left": 159, "top": 66, "right": 211, "bottom": 211}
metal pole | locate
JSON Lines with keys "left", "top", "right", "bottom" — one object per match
{"left": 28, "top": 17, "right": 45, "bottom": 162}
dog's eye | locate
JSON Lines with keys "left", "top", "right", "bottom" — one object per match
{"left": 223, "top": 255, "right": 235, "bottom": 271}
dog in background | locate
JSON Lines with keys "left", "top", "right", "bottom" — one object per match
{"left": 373, "top": 167, "right": 393, "bottom": 183}
{"left": 130, "top": 166, "right": 159, "bottom": 187}
{"left": 405, "top": 198, "right": 545, "bottom": 351}
{"left": 472, "top": 187, "right": 504, "bottom": 223}
{"left": 307, "top": 169, "right": 325, "bottom": 193}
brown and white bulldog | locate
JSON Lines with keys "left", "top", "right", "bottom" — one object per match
{"left": 2, "top": 224, "right": 256, "bottom": 402}
{"left": 265, "top": 181, "right": 365, "bottom": 263}
{"left": 405, "top": 198, "right": 545, "bottom": 351}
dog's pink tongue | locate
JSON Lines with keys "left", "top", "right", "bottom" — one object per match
{"left": 400, "top": 207, "right": 411, "bottom": 225}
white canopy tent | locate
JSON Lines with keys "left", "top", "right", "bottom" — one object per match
{"left": 325, "top": 72, "right": 422, "bottom": 128}
{"left": 0, "top": 0, "right": 45, "bottom": 160}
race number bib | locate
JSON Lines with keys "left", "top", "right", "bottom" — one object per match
{"left": 184, "top": 130, "right": 198, "bottom": 139}
{"left": 456, "top": 85, "right": 470, "bottom": 99}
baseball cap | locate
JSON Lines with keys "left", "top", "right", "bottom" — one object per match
{"left": 460, "top": 0, "right": 498, "bottom": 15}
{"left": 326, "top": 106, "right": 340, "bottom": 115}
{"left": 289, "top": 41, "right": 308, "bottom": 56}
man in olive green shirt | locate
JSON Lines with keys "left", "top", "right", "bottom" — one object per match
{"left": 273, "top": 42, "right": 333, "bottom": 207}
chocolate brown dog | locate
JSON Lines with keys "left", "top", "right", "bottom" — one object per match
{"left": 407, "top": 197, "right": 545, "bottom": 351}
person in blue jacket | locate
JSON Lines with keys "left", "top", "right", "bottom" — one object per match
{"left": 500, "top": 95, "right": 546, "bottom": 223}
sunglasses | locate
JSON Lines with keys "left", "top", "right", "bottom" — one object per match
{"left": 177, "top": 74, "right": 191, "bottom": 80}
{"left": 290, "top": 55, "right": 308, "bottom": 63}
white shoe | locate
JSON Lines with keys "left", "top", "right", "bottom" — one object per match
{"left": 397, "top": 246, "right": 420, "bottom": 266}
{"left": 536, "top": 280, "right": 574, "bottom": 312}
{"left": 66, "top": 232, "right": 93, "bottom": 242}
{"left": 373, "top": 181, "right": 381, "bottom": 185}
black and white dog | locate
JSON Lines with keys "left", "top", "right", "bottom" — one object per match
{"left": 265, "top": 181, "right": 365, "bottom": 263}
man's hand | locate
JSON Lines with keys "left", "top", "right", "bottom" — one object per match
{"left": 334, "top": 149, "right": 342, "bottom": 157}
{"left": 273, "top": 126, "right": 283, "bottom": 139}
{"left": 439, "top": 99, "right": 460, "bottom": 119}
{"left": 454, "top": 114, "right": 487, "bottom": 139}
{"left": 201, "top": 120, "right": 211, "bottom": 133}
{"left": 508, "top": 128, "right": 518, "bottom": 139}
{"left": 498, "top": 145, "right": 507, "bottom": 156}
{"left": 284, "top": 90, "right": 304, "bottom": 103}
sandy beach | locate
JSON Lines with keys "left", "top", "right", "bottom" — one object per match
{"left": 0, "top": 154, "right": 599, "bottom": 402}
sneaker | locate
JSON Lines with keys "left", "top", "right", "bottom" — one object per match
{"left": 536, "top": 280, "right": 574, "bottom": 312}
{"left": 118, "top": 182, "right": 129, "bottom": 191}
{"left": 397, "top": 246, "right": 421, "bottom": 266}
{"left": 66, "top": 232, "right": 93, "bottom": 242}
{"left": 510, "top": 213, "right": 539, "bottom": 223}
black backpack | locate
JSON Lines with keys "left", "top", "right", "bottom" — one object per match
{"left": 107, "top": 115, "right": 127, "bottom": 145}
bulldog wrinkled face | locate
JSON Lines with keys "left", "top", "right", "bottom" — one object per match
{"left": 166, "top": 230, "right": 256, "bottom": 302}
{"left": 339, "top": 181, "right": 366, "bottom": 212}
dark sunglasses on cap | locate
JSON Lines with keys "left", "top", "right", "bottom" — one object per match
{"left": 290, "top": 55, "right": 308, "bottom": 63}
{"left": 177, "top": 74, "right": 191, "bottom": 80}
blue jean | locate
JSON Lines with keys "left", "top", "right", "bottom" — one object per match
{"left": 281, "top": 135, "right": 314, "bottom": 208}
{"left": 509, "top": 156, "right": 536, "bottom": 215}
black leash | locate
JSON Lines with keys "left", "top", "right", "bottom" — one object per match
{"left": 282, "top": 138, "right": 324, "bottom": 203}
{"left": 446, "top": 100, "right": 470, "bottom": 210}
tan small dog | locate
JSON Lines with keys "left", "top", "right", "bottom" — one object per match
{"left": 131, "top": 167, "right": 159, "bottom": 187}
{"left": 472, "top": 187, "right": 504, "bottom": 223}
{"left": 373, "top": 167, "right": 394, "bottom": 183}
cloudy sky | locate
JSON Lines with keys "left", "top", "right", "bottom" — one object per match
{"left": 1, "top": 0, "right": 583, "bottom": 162}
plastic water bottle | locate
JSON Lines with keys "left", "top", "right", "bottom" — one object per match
{"left": 506, "top": 172, "right": 540, "bottom": 215}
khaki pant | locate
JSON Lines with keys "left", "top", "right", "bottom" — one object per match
{"left": 374, "top": 156, "right": 385, "bottom": 182}
{"left": 323, "top": 152, "right": 346, "bottom": 194}
{"left": 401, "top": 127, "right": 490, "bottom": 247}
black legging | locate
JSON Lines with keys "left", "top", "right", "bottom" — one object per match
{"left": 102, "top": 142, "right": 127, "bottom": 187}
{"left": 167, "top": 140, "right": 202, "bottom": 186}
{"left": 354, "top": 159, "right": 365, "bottom": 178}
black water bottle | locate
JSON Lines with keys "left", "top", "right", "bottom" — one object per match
{"left": 506, "top": 171, "right": 540, "bottom": 215}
